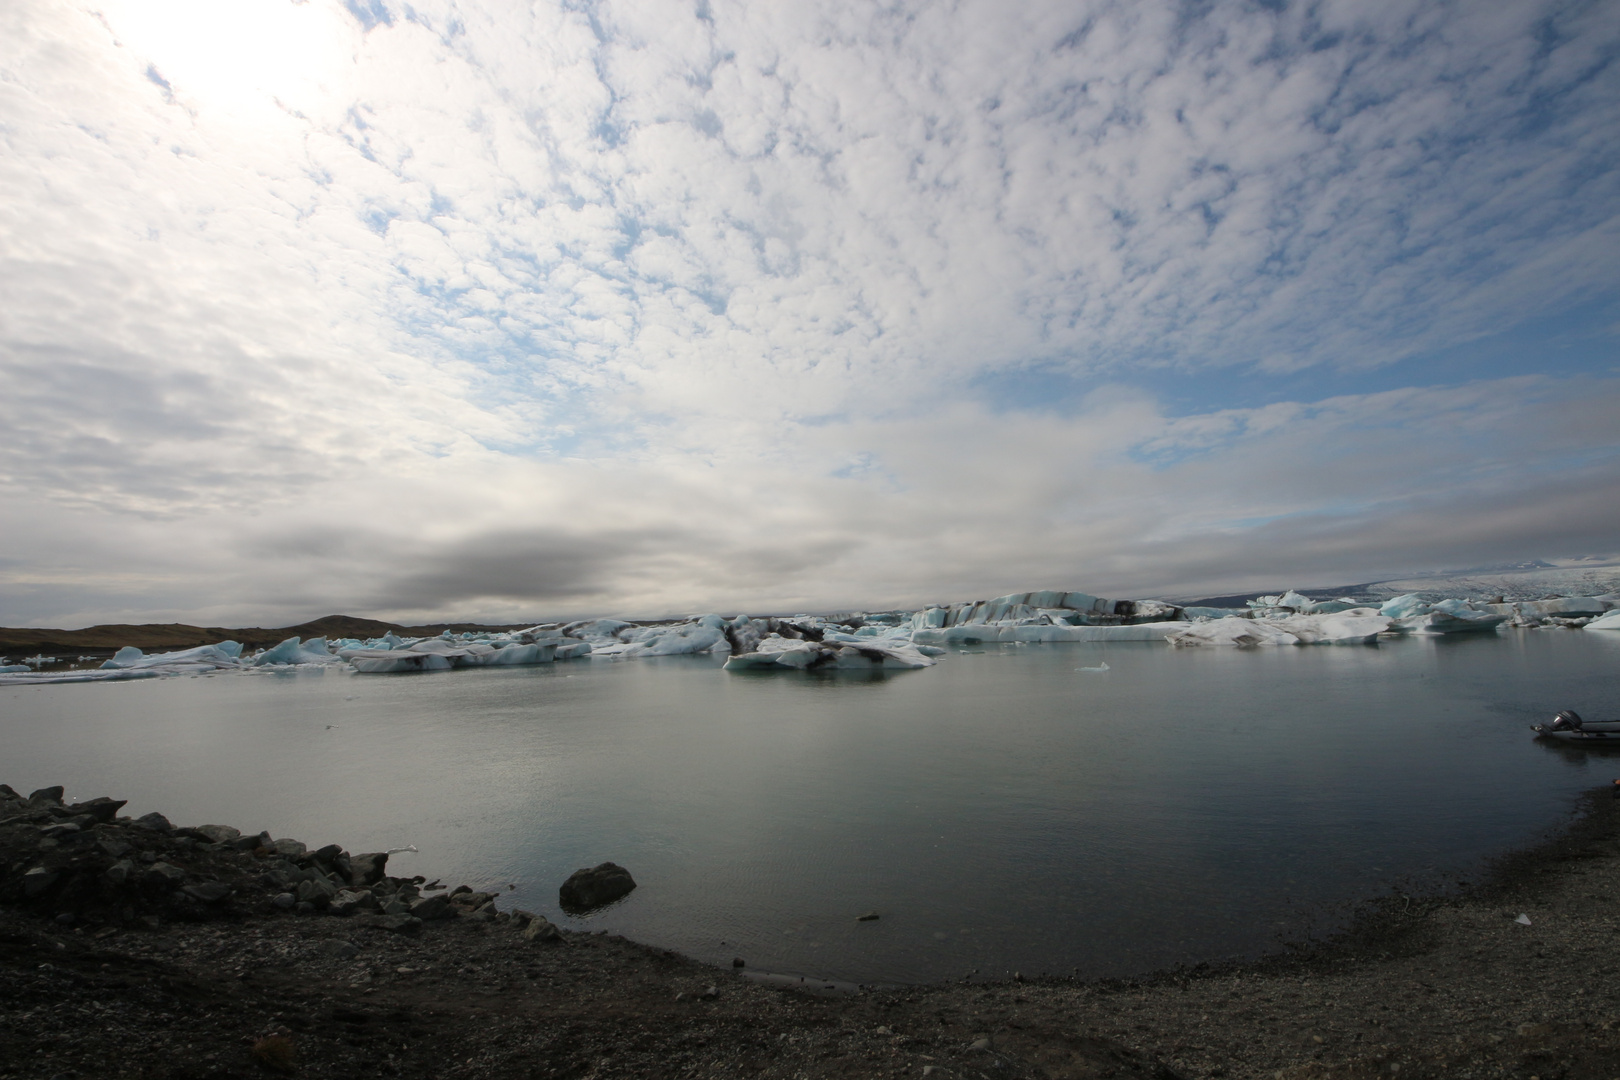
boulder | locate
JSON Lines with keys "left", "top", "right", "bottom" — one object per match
{"left": 69, "top": 797, "right": 127, "bottom": 823}
{"left": 27, "top": 786, "right": 64, "bottom": 805}
{"left": 271, "top": 839, "right": 307, "bottom": 859}
{"left": 194, "top": 824, "right": 241, "bottom": 844}
{"left": 104, "top": 860, "right": 135, "bottom": 887}
{"left": 521, "top": 914, "right": 562, "bottom": 942}
{"left": 409, "top": 894, "right": 453, "bottom": 921}
{"left": 142, "top": 862, "right": 186, "bottom": 889}
{"left": 133, "top": 812, "right": 173, "bottom": 833}
{"left": 330, "top": 889, "right": 377, "bottom": 915}
{"left": 297, "top": 878, "right": 337, "bottom": 908}
{"left": 181, "top": 881, "right": 233, "bottom": 904}
{"left": 22, "top": 867, "right": 60, "bottom": 897}
{"left": 348, "top": 852, "right": 388, "bottom": 887}
{"left": 558, "top": 862, "right": 637, "bottom": 913}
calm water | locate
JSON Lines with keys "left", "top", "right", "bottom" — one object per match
{"left": 3, "top": 630, "right": 1618, "bottom": 985}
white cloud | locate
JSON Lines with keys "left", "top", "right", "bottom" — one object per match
{"left": 0, "top": 0, "right": 1617, "bottom": 625}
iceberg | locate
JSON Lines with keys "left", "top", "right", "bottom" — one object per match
{"left": 725, "top": 636, "right": 936, "bottom": 673}
{"left": 1378, "top": 594, "right": 1430, "bottom": 619}
{"left": 1388, "top": 599, "right": 1508, "bottom": 635}
{"left": 1167, "top": 612, "right": 1390, "bottom": 647}
{"left": 101, "top": 642, "right": 244, "bottom": 670}
{"left": 914, "top": 623, "right": 1192, "bottom": 645}
{"left": 252, "top": 637, "right": 344, "bottom": 666}
{"left": 1583, "top": 610, "right": 1620, "bottom": 631}
{"left": 344, "top": 638, "right": 557, "bottom": 673}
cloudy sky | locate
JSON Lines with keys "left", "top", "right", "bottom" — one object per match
{"left": 2, "top": 0, "right": 1617, "bottom": 627}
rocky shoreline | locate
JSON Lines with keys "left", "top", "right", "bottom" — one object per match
{"left": 3, "top": 781, "right": 1619, "bottom": 1079}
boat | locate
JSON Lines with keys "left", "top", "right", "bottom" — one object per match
{"left": 1531, "top": 710, "right": 1620, "bottom": 743}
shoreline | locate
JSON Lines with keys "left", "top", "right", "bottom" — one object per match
{"left": 4, "top": 781, "right": 1619, "bottom": 1078}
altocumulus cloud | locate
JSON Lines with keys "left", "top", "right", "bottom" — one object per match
{"left": 0, "top": 0, "right": 1616, "bottom": 626}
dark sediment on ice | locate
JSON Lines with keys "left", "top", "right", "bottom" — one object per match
{"left": 3, "top": 780, "right": 1620, "bottom": 1078}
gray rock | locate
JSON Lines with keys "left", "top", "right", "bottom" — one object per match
{"left": 857, "top": 911, "right": 881, "bottom": 921}
{"left": 272, "top": 892, "right": 296, "bottom": 910}
{"left": 104, "top": 860, "right": 135, "bottom": 887}
{"left": 297, "top": 878, "right": 337, "bottom": 908}
{"left": 98, "top": 838, "right": 132, "bottom": 859}
{"left": 22, "top": 867, "right": 60, "bottom": 897}
{"left": 133, "top": 812, "right": 172, "bottom": 833}
{"left": 348, "top": 852, "right": 388, "bottom": 887}
{"left": 142, "top": 862, "right": 185, "bottom": 888}
{"left": 40, "top": 823, "right": 81, "bottom": 838}
{"left": 193, "top": 824, "right": 241, "bottom": 844}
{"left": 319, "top": 939, "right": 360, "bottom": 959}
{"left": 271, "top": 838, "right": 307, "bottom": 859}
{"left": 521, "top": 914, "right": 561, "bottom": 942}
{"left": 69, "top": 797, "right": 127, "bottom": 823}
{"left": 558, "top": 862, "right": 637, "bottom": 913}
{"left": 182, "top": 881, "right": 232, "bottom": 904}
{"left": 382, "top": 898, "right": 411, "bottom": 916}
{"left": 230, "top": 833, "right": 268, "bottom": 851}
{"left": 295, "top": 901, "right": 316, "bottom": 915}
{"left": 28, "top": 786, "right": 65, "bottom": 805}
{"left": 330, "top": 889, "right": 377, "bottom": 915}
{"left": 409, "top": 894, "right": 453, "bottom": 921}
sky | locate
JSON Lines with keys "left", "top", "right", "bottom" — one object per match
{"left": 1, "top": 0, "right": 1618, "bottom": 628}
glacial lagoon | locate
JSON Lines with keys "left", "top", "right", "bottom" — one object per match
{"left": 3, "top": 628, "right": 1618, "bottom": 986}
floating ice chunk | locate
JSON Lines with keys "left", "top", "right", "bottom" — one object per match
{"left": 343, "top": 638, "right": 557, "bottom": 673}
{"left": 1169, "top": 619, "right": 1300, "bottom": 647}
{"left": 1379, "top": 594, "right": 1430, "bottom": 619}
{"left": 101, "top": 641, "right": 244, "bottom": 670}
{"left": 1181, "top": 606, "right": 1248, "bottom": 620}
{"left": 1391, "top": 609, "right": 1507, "bottom": 635}
{"left": 724, "top": 637, "right": 936, "bottom": 673}
{"left": 0, "top": 664, "right": 32, "bottom": 673}
{"left": 0, "top": 668, "right": 167, "bottom": 685}
{"left": 1583, "top": 610, "right": 1620, "bottom": 631}
{"left": 1167, "top": 613, "right": 1390, "bottom": 647}
{"left": 1484, "top": 596, "right": 1609, "bottom": 621}
{"left": 253, "top": 636, "right": 343, "bottom": 666}
{"left": 913, "top": 623, "right": 1190, "bottom": 646}
{"left": 1077, "top": 662, "right": 1110, "bottom": 673}
{"left": 554, "top": 641, "right": 593, "bottom": 659}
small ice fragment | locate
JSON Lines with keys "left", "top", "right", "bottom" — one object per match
{"left": 1077, "top": 662, "right": 1110, "bottom": 673}
{"left": 1515, "top": 913, "right": 1532, "bottom": 926}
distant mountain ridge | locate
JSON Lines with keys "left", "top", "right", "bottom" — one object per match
{"left": 0, "top": 615, "right": 536, "bottom": 655}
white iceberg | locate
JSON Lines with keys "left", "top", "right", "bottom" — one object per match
{"left": 101, "top": 642, "right": 244, "bottom": 670}
{"left": 1167, "top": 612, "right": 1390, "bottom": 647}
{"left": 1584, "top": 610, "right": 1620, "bottom": 631}
{"left": 252, "top": 637, "right": 345, "bottom": 666}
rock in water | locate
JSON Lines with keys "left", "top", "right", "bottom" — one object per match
{"left": 558, "top": 862, "right": 636, "bottom": 913}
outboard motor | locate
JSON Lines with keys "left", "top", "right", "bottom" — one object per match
{"left": 1548, "top": 709, "right": 1585, "bottom": 732}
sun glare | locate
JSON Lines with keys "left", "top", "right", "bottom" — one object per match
{"left": 99, "top": 0, "right": 354, "bottom": 119}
